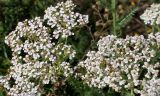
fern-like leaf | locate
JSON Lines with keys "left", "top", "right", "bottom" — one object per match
{"left": 117, "top": 7, "right": 139, "bottom": 30}
{"left": 99, "top": 0, "right": 107, "bottom": 8}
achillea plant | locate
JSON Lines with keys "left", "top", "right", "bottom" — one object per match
{"left": 0, "top": 0, "right": 160, "bottom": 95}
{"left": 0, "top": 0, "right": 88, "bottom": 96}
{"left": 76, "top": 33, "right": 160, "bottom": 96}
{"left": 140, "top": 4, "right": 160, "bottom": 25}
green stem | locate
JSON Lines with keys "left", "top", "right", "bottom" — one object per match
{"left": 3, "top": 45, "right": 8, "bottom": 59}
{"left": 111, "top": 0, "right": 116, "bottom": 35}
{"left": 65, "top": 37, "right": 67, "bottom": 44}
{"left": 156, "top": 24, "right": 160, "bottom": 32}
{"left": 131, "top": 89, "right": 135, "bottom": 96}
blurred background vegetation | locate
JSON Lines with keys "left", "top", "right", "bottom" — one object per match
{"left": 0, "top": 0, "right": 160, "bottom": 96}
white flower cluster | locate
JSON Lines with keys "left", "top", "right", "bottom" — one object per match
{"left": 76, "top": 33, "right": 160, "bottom": 95}
{"left": 140, "top": 4, "right": 160, "bottom": 25}
{"left": 1, "top": 17, "right": 75, "bottom": 96}
{"left": 0, "top": 0, "right": 88, "bottom": 96}
{"left": 44, "top": 0, "right": 88, "bottom": 39}
{"left": 140, "top": 79, "right": 160, "bottom": 96}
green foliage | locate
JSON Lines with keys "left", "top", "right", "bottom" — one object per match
{"left": 117, "top": 7, "right": 139, "bottom": 30}
{"left": 66, "top": 77, "right": 104, "bottom": 96}
{"left": 99, "top": 0, "right": 108, "bottom": 8}
{"left": 0, "top": 90, "right": 6, "bottom": 96}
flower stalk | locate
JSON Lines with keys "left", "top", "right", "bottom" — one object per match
{"left": 111, "top": 0, "right": 116, "bottom": 35}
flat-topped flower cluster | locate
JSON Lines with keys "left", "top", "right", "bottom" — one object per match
{"left": 44, "top": 0, "right": 88, "bottom": 39}
{"left": 76, "top": 33, "right": 160, "bottom": 95}
{"left": 0, "top": 0, "right": 88, "bottom": 96}
{"left": 140, "top": 4, "right": 160, "bottom": 25}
